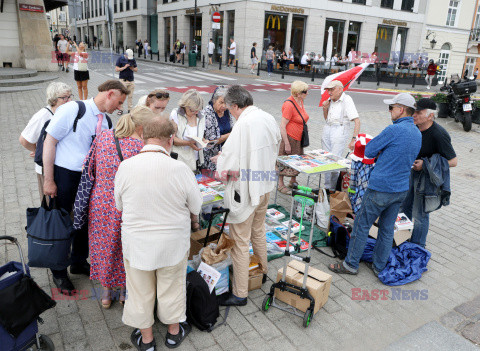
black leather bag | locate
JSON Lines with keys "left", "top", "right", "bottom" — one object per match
{"left": 286, "top": 100, "right": 309, "bottom": 147}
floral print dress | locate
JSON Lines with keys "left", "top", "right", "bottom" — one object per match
{"left": 88, "top": 129, "right": 143, "bottom": 288}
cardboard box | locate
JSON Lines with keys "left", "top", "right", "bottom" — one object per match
{"left": 275, "top": 260, "right": 332, "bottom": 314}
{"left": 369, "top": 225, "right": 411, "bottom": 246}
{"left": 189, "top": 228, "right": 221, "bottom": 260}
{"left": 248, "top": 270, "right": 263, "bottom": 291}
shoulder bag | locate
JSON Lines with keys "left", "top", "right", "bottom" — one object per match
{"left": 286, "top": 99, "right": 309, "bottom": 147}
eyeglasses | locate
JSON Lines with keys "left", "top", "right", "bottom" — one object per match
{"left": 149, "top": 92, "right": 169, "bottom": 99}
{"left": 301, "top": 90, "right": 308, "bottom": 94}
{"left": 58, "top": 94, "right": 74, "bottom": 101}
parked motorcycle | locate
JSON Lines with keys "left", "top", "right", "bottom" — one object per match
{"left": 440, "top": 74, "right": 477, "bottom": 132}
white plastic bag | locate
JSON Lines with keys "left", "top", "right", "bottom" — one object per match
{"left": 315, "top": 189, "right": 330, "bottom": 229}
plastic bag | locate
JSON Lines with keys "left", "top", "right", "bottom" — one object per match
{"left": 316, "top": 189, "right": 330, "bottom": 228}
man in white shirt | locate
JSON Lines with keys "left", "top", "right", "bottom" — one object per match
{"left": 348, "top": 48, "right": 356, "bottom": 68}
{"left": 300, "top": 52, "right": 309, "bottom": 70}
{"left": 227, "top": 38, "right": 236, "bottom": 67}
{"left": 115, "top": 115, "right": 202, "bottom": 351}
{"left": 212, "top": 85, "right": 281, "bottom": 306}
{"left": 321, "top": 80, "right": 361, "bottom": 191}
{"left": 208, "top": 38, "right": 215, "bottom": 65}
{"left": 57, "top": 34, "right": 70, "bottom": 72}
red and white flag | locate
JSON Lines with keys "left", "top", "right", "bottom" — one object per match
{"left": 319, "top": 62, "right": 371, "bottom": 106}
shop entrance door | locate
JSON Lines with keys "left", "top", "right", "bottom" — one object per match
{"left": 190, "top": 15, "right": 202, "bottom": 59}
{"left": 150, "top": 14, "right": 158, "bottom": 53}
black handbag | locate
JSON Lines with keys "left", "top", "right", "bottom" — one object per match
{"left": 286, "top": 99, "right": 309, "bottom": 147}
{"left": 26, "top": 196, "right": 74, "bottom": 270}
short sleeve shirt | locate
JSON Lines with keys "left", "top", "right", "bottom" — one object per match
{"left": 116, "top": 56, "right": 136, "bottom": 81}
{"left": 208, "top": 42, "right": 215, "bottom": 54}
{"left": 417, "top": 122, "right": 456, "bottom": 160}
{"left": 21, "top": 106, "right": 53, "bottom": 174}
{"left": 282, "top": 97, "right": 309, "bottom": 141}
{"left": 326, "top": 93, "right": 359, "bottom": 125}
{"left": 46, "top": 99, "right": 110, "bottom": 172}
{"left": 57, "top": 40, "right": 68, "bottom": 53}
{"left": 229, "top": 42, "right": 236, "bottom": 55}
{"left": 251, "top": 47, "right": 256, "bottom": 58}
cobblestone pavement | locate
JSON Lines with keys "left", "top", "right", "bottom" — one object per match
{"left": 1, "top": 57, "right": 480, "bottom": 351}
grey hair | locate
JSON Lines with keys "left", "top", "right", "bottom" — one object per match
{"left": 46, "top": 82, "right": 72, "bottom": 107}
{"left": 212, "top": 87, "right": 227, "bottom": 103}
{"left": 224, "top": 85, "right": 253, "bottom": 109}
{"left": 426, "top": 109, "right": 437, "bottom": 119}
{"left": 178, "top": 89, "right": 204, "bottom": 111}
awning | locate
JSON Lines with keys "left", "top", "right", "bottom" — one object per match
{"left": 44, "top": 0, "right": 68, "bottom": 12}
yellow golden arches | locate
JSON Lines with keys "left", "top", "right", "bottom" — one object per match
{"left": 376, "top": 28, "right": 388, "bottom": 40}
{"left": 266, "top": 15, "right": 281, "bottom": 30}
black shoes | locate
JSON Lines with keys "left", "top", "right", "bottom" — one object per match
{"left": 165, "top": 322, "right": 191, "bottom": 349}
{"left": 131, "top": 329, "right": 157, "bottom": 351}
{"left": 219, "top": 293, "right": 248, "bottom": 306}
{"left": 262, "top": 273, "right": 267, "bottom": 284}
{"left": 70, "top": 262, "right": 90, "bottom": 276}
{"left": 66, "top": 68, "right": 69, "bottom": 73}
{"left": 52, "top": 276, "right": 75, "bottom": 296}
{"left": 61, "top": 66, "right": 65, "bottom": 71}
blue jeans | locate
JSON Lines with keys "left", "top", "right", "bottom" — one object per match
{"left": 401, "top": 180, "right": 429, "bottom": 248}
{"left": 344, "top": 188, "right": 408, "bottom": 273}
{"left": 267, "top": 59, "right": 273, "bottom": 73}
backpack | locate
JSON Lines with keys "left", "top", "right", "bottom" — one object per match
{"left": 313, "top": 215, "right": 351, "bottom": 259}
{"left": 34, "top": 101, "right": 112, "bottom": 167}
{"left": 186, "top": 270, "right": 219, "bottom": 331}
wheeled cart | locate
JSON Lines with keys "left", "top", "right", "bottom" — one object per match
{"left": 262, "top": 185, "right": 319, "bottom": 327}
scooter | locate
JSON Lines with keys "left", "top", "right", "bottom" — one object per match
{"left": 440, "top": 74, "right": 477, "bottom": 132}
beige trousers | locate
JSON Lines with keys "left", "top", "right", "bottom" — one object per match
{"left": 120, "top": 79, "right": 135, "bottom": 111}
{"left": 122, "top": 254, "right": 187, "bottom": 329}
{"left": 229, "top": 193, "right": 270, "bottom": 298}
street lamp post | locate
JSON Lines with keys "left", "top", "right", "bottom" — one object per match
{"left": 193, "top": 0, "right": 197, "bottom": 53}
{"left": 86, "top": 0, "right": 90, "bottom": 47}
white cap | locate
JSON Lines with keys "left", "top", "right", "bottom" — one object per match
{"left": 383, "top": 93, "right": 416, "bottom": 109}
{"left": 126, "top": 49, "right": 134, "bottom": 60}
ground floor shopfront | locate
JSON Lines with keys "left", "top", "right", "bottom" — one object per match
{"left": 158, "top": 2, "right": 424, "bottom": 69}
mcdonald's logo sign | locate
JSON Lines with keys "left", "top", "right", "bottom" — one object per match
{"left": 376, "top": 28, "right": 388, "bottom": 40}
{"left": 266, "top": 15, "right": 281, "bottom": 30}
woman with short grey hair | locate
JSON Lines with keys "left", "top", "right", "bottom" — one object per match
{"left": 202, "top": 87, "right": 235, "bottom": 171}
{"left": 19, "top": 82, "right": 73, "bottom": 199}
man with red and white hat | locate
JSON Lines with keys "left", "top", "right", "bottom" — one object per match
{"left": 349, "top": 133, "right": 375, "bottom": 213}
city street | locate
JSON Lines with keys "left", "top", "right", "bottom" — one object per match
{"left": 1, "top": 55, "right": 480, "bottom": 351}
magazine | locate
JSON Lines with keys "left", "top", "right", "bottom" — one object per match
{"left": 281, "top": 220, "right": 305, "bottom": 234}
{"left": 395, "top": 213, "right": 414, "bottom": 231}
{"left": 266, "top": 208, "right": 285, "bottom": 220}
{"left": 185, "top": 135, "right": 209, "bottom": 149}
{"left": 197, "top": 262, "right": 222, "bottom": 293}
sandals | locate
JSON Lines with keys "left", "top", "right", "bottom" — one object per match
{"left": 165, "top": 322, "right": 192, "bottom": 349}
{"left": 328, "top": 262, "right": 357, "bottom": 275}
{"left": 101, "top": 289, "right": 112, "bottom": 309}
{"left": 277, "top": 185, "right": 291, "bottom": 195}
{"left": 119, "top": 287, "right": 126, "bottom": 306}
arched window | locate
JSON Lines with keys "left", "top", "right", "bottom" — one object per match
{"left": 437, "top": 43, "right": 452, "bottom": 84}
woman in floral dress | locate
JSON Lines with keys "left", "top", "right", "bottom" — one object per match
{"left": 88, "top": 106, "right": 156, "bottom": 308}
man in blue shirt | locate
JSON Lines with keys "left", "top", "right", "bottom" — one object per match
{"left": 116, "top": 49, "right": 138, "bottom": 113}
{"left": 43, "top": 80, "right": 128, "bottom": 295}
{"left": 329, "top": 93, "right": 422, "bottom": 276}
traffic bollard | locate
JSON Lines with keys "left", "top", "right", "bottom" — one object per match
{"left": 202, "top": 55, "right": 205, "bottom": 68}
{"left": 150, "top": 51, "right": 153, "bottom": 60}
{"left": 144, "top": 50, "right": 146, "bottom": 59}
{"left": 395, "top": 76, "right": 399, "bottom": 87}
{"left": 235, "top": 60, "right": 238, "bottom": 73}
{"left": 165, "top": 51, "right": 167, "bottom": 62}
{"left": 157, "top": 52, "right": 160, "bottom": 61}
{"left": 412, "top": 72, "right": 417, "bottom": 88}
{"left": 311, "top": 66, "right": 315, "bottom": 82}
{"left": 282, "top": 64, "right": 285, "bottom": 79}
{"left": 182, "top": 54, "right": 185, "bottom": 65}
{"left": 257, "top": 58, "right": 261, "bottom": 76}
{"left": 219, "top": 56, "right": 222, "bottom": 70}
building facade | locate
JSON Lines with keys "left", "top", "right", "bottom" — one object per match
{"left": 464, "top": 0, "right": 480, "bottom": 78}
{"left": 47, "top": 6, "right": 70, "bottom": 38}
{"left": 421, "top": 0, "right": 477, "bottom": 84}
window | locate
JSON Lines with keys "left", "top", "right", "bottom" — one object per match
{"left": 290, "top": 16, "right": 306, "bottom": 57}
{"left": 95, "top": 0, "right": 98, "bottom": 17}
{"left": 465, "top": 57, "right": 476, "bottom": 78}
{"left": 437, "top": 43, "right": 451, "bottom": 83}
{"left": 120, "top": 0, "right": 123, "bottom": 12}
{"left": 381, "top": 0, "right": 394, "bottom": 9}
{"left": 446, "top": 1, "right": 459, "bottom": 26}
{"left": 323, "top": 19, "right": 345, "bottom": 58}
{"left": 126, "top": 0, "right": 130, "bottom": 11}
{"left": 133, "top": 0, "right": 137, "bottom": 9}
{"left": 114, "top": 0, "right": 117, "bottom": 13}
{"left": 352, "top": 0, "right": 366, "bottom": 4}
{"left": 163, "top": 0, "right": 168, "bottom": 3}
{"left": 264, "top": 13, "right": 288, "bottom": 52}
{"left": 401, "top": 0, "right": 415, "bottom": 12}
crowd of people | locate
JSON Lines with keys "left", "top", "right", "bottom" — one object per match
{"left": 20, "top": 45, "right": 457, "bottom": 349}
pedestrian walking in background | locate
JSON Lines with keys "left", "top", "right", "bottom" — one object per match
{"left": 42, "top": 80, "right": 128, "bottom": 295}
{"left": 401, "top": 98, "right": 457, "bottom": 248}
{"left": 250, "top": 42, "right": 258, "bottom": 74}
{"left": 266, "top": 45, "right": 274, "bottom": 76}
{"left": 321, "top": 80, "right": 361, "bottom": 191}
{"left": 87, "top": 106, "right": 156, "bottom": 309}
{"left": 144, "top": 40, "right": 149, "bottom": 56}
{"left": 116, "top": 49, "right": 138, "bottom": 113}
{"left": 208, "top": 38, "right": 215, "bottom": 65}
{"left": 57, "top": 34, "right": 70, "bottom": 72}
{"left": 425, "top": 60, "right": 437, "bottom": 89}
{"left": 277, "top": 81, "right": 310, "bottom": 195}
{"left": 137, "top": 39, "right": 142, "bottom": 56}
{"left": 19, "top": 82, "right": 74, "bottom": 200}
{"left": 115, "top": 116, "right": 202, "bottom": 351}
{"left": 329, "top": 93, "right": 421, "bottom": 276}
{"left": 68, "top": 41, "right": 89, "bottom": 100}
{"left": 212, "top": 85, "right": 281, "bottom": 306}
{"left": 175, "top": 39, "right": 181, "bottom": 62}
{"left": 227, "top": 38, "right": 236, "bottom": 67}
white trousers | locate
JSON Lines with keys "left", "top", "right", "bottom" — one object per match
{"left": 425, "top": 75, "right": 434, "bottom": 88}
{"left": 321, "top": 124, "right": 350, "bottom": 190}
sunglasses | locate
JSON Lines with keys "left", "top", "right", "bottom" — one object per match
{"left": 149, "top": 92, "right": 170, "bottom": 99}
{"left": 301, "top": 90, "right": 308, "bottom": 94}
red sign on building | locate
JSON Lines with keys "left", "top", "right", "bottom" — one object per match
{"left": 212, "top": 12, "right": 221, "bottom": 23}
{"left": 19, "top": 4, "right": 44, "bottom": 12}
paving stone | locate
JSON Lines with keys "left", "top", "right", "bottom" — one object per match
{"left": 84, "top": 320, "right": 115, "bottom": 351}
{"left": 440, "top": 311, "right": 466, "bottom": 330}
{"left": 454, "top": 298, "right": 480, "bottom": 318}
{"left": 225, "top": 307, "right": 254, "bottom": 336}
{"left": 244, "top": 311, "right": 282, "bottom": 341}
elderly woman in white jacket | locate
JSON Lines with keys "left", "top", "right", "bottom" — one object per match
{"left": 170, "top": 89, "right": 206, "bottom": 231}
